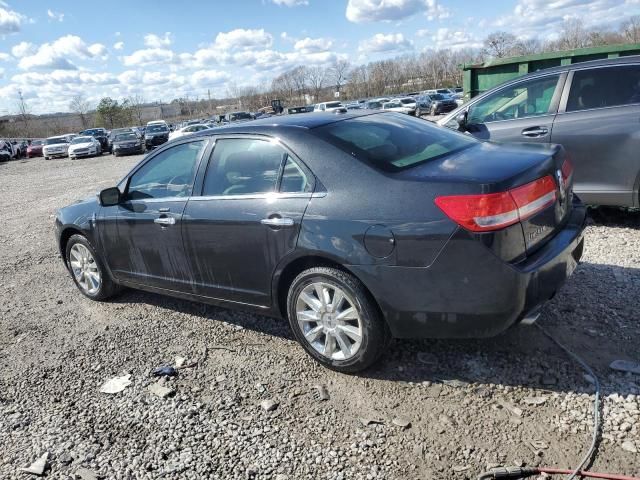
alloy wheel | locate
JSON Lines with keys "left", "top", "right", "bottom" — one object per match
{"left": 69, "top": 243, "right": 101, "bottom": 295}
{"left": 295, "top": 282, "right": 363, "bottom": 361}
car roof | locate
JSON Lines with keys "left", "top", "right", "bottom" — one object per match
{"left": 195, "top": 111, "right": 381, "bottom": 134}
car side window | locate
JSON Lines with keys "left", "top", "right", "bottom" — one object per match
{"left": 280, "top": 155, "right": 311, "bottom": 193}
{"left": 127, "top": 141, "right": 205, "bottom": 200}
{"left": 202, "top": 138, "right": 286, "bottom": 196}
{"left": 566, "top": 65, "right": 640, "bottom": 112}
{"left": 468, "top": 74, "right": 560, "bottom": 124}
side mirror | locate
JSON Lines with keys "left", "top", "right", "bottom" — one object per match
{"left": 98, "top": 187, "right": 122, "bottom": 207}
{"left": 456, "top": 110, "right": 468, "bottom": 131}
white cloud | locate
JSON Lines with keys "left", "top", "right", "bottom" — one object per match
{"left": 12, "top": 70, "right": 117, "bottom": 87}
{"left": 346, "top": 0, "right": 449, "bottom": 23}
{"left": 214, "top": 28, "right": 273, "bottom": 50}
{"left": 190, "top": 69, "right": 231, "bottom": 87}
{"left": 47, "top": 9, "right": 64, "bottom": 22}
{"left": 358, "top": 33, "right": 413, "bottom": 53}
{"left": 11, "top": 41, "right": 34, "bottom": 58}
{"left": 113, "top": 41, "right": 124, "bottom": 50}
{"left": 0, "top": 52, "right": 10, "bottom": 61}
{"left": 0, "top": 3, "right": 26, "bottom": 34}
{"left": 430, "top": 28, "right": 482, "bottom": 50}
{"left": 18, "top": 35, "right": 108, "bottom": 70}
{"left": 493, "top": 0, "right": 640, "bottom": 40}
{"left": 0, "top": 67, "right": 4, "bottom": 79}
{"left": 144, "top": 32, "right": 172, "bottom": 48}
{"left": 192, "top": 28, "right": 275, "bottom": 67}
{"left": 270, "top": 0, "right": 309, "bottom": 5}
{"left": 294, "top": 37, "right": 333, "bottom": 53}
{"left": 122, "top": 48, "right": 181, "bottom": 67}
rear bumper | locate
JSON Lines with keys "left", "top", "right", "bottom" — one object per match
{"left": 348, "top": 200, "right": 587, "bottom": 339}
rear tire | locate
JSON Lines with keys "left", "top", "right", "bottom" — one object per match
{"left": 65, "top": 234, "right": 119, "bottom": 301}
{"left": 287, "top": 267, "right": 389, "bottom": 373}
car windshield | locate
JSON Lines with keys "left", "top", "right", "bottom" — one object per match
{"left": 31, "top": 140, "right": 44, "bottom": 146}
{"left": 384, "top": 102, "right": 401, "bottom": 108}
{"left": 46, "top": 137, "right": 67, "bottom": 145}
{"left": 367, "top": 101, "right": 382, "bottom": 109}
{"left": 325, "top": 102, "right": 342, "bottom": 108}
{"left": 430, "top": 94, "right": 445, "bottom": 100}
{"left": 313, "top": 113, "right": 476, "bottom": 172}
{"left": 437, "top": 90, "right": 451, "bottom": 94}
{"left": 147, "top": 125, "right": 168, "bottom": 133}
{"left": 115, "top": 133, "right": 137, "bottom": 141}
{"left": 71, "top": 136, "right": 92, "bottom": 144}
{"left": 400, "top": 98, "right": 415, "bottom": 104}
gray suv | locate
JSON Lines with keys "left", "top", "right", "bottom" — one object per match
{"left": 439, "top": 56, "right": 640, "bottom": 208}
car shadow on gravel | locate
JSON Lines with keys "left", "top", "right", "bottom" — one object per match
{"left": 589, "top": 206, "right": 640, "bottom": 229}
{"left": 111, "top": 289, "right": 294, "bottom": 340}
{"left": 360, "top": 261, "right": 639, "bottom": 398}
{"left": 105, "top": 259, "right": 640, "bottom": 398}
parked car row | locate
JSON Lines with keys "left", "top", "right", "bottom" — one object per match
{"left": 303, "top": 88, "right": 463, "bottom": 118}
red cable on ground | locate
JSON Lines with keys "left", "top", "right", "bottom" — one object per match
{"left": 537, "top": 467, "right": 640, "bottom": 480}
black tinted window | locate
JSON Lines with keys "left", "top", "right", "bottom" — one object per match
{"left": 203, "top": 139, "right": 286, "bottom": 196}
{"left": 127, "top": 141, "right": 205, "bottom": 199}
{"left": 314, "top": 113, "right": 476, "bottom": 172}
{"left": 566, "top": 65, "right": 640, "bottom": 112}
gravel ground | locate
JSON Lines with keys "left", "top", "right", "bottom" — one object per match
{"left": 0, "top": 154, "right": 638, "bottom": 480}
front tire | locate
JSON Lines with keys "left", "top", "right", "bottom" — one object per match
{"left": 287, "top": 267, "right": 389, "bottom": 373}
{"left": 65, "top": 234, "right": 119, "bottom": 301}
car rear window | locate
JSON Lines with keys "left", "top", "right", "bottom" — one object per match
{"left": 313, "top": 113, "right": 477, "bottom": 172}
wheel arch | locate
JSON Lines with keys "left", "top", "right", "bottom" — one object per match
{"left": 59, "top": 226, "right": 85, "bottom": 267}
{"left": 273, "top": 254, "right": 385, "bottom": 326}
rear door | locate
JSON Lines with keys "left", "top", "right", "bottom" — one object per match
{"left": 551, "top": 63, "right": 640, "bottom": 207}
{"left": 464, "top": 73, "right": 565, "bottom": 144}
{"left": 181, "top": 136, "right": 314, "bottom": 306}
{"left": 100, "top": 139, "right": 209, "bottom": 290}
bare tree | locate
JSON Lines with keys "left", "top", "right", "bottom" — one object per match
{"left": 328, "top": 59, "right": 351, "bottom": 95}
{"left": 556, "top": 18, "right": 590, "bottom": 50}
{"left": 69, "top": 93, "right": 91, "bottom": 129}
{"left": 16, "top": 90, "right": 31, "bottom": 135}
{"left": 127, "top": 94, "right": 145, "bottom": 125}
{"left": 621, "top": 15, "right": 640, "bottom": 43}
{"left": 483, "top": 31, "right": 518, "bottom": 58}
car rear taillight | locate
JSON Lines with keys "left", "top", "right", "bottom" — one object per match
{"left": 435, "top": 175, "right": 557, "bottom": 232}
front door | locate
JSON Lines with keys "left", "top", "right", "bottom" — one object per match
{"left": 464, "top": 73, "right": 563, "bottom": 145}
{"left": 102, "top": 139, "right": 208, "bottom": 290}
{"left": 182, "top": 137, "right": 313, "bottom": 306}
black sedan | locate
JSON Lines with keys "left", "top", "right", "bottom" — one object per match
{"left": 427, "top": 93, "right": 458, "bottom": 115}
{"left": 144, "top": 124, "right": 170, "bottom": 149}
{"left": 112, "top": 132, "right": 145, "bottom": 157}
{"left": 54, "top": 112, "right": 585, "bottom": 372}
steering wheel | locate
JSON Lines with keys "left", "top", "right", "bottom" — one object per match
{"left": 166, "top": 175, "right": 190, "bottom": 194}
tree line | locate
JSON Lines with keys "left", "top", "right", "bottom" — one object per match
{"left": 3, "top": 16, "right": 639, "bottom": 138}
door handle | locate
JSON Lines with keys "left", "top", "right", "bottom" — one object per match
{"left": 521, "top": 127, "right": 549, "bottom": 138}
{"left": 261, "top": 217, "right": 294, "bottom": 227}
{"left": 154, "top": 216, "right": 176, "bottom": 226}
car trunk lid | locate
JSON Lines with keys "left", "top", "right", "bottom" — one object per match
{"left": 397, "top": 141, "right": 573, "bottom": 257}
